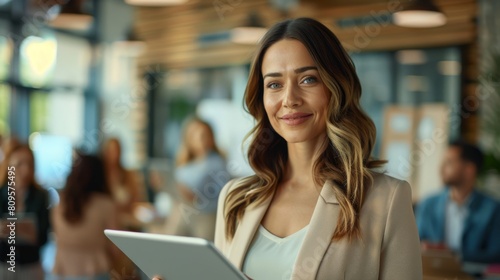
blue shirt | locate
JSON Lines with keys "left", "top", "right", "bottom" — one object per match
{"left": 175, "top": 151, "right": 230, "bottom": 213}
{"left": 445, "top": 195, "right": 471, "bottom": 252}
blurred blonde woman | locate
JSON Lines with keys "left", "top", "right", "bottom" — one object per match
{"left": 166, "top": 117, "right": 230, "bottom": 241}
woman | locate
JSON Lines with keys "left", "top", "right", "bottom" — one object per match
{"left": 0, "top": 144, "right": 50, "bottom": 280}
{"left": 102, "top": 138, "right": 145, "bottom": 230}
{"left": 102, "top": 138, "right": 145, "bottom": 279}
{"left": 165, "top": 117, "right": 230, "bottom": 241}
{"left": 51, "top": 154, "right": 119, "bottom": 280}
{"left": 155, "top": 17, "right": 422, "bottom": 280}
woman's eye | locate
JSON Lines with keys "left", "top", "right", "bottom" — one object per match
{"left": 302, "top": 76, "right": 317, "bottom": 84}
{"left": 267, "top": 82, "right": 282, "bottom": 89}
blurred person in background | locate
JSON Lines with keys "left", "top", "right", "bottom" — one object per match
{"left": 0, "top": 136, "right": 20, "bottom": 184}
{"left": 416, "top": 140, "right": 500, "bottom": 263}
{"left": 102, "top": 138, "right": 145, "bottom": 280}
{"left": 51, "top": 154, "right": 119, "bottom": 280}
{"left": 102, "top": 138, "right": 146, "bottom": 231}
{"left": 165, "top": 116, "right": 230, "bottom": 241}
{"left": 0, "top": 143, "right": 50, "bottom": 280}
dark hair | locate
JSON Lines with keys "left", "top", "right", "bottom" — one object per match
{"left": 449, "top": 140, "right": 484, "bottom": 173}
{"left": 62, "top": 154, "right": 110, "bottom": 224}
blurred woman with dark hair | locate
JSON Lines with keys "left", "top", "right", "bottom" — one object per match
{"left": 51, "top": 154, "right": 119, "bottom": 280}
{"left": 0, "top": 143, "right": 50, "bottom": 280}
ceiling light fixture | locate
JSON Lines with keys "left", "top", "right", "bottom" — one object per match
{"left": 49, "top": 0, "right": 93, "bottom": 31}
{"left": 393, "top": 0, "right": 446, "bottom": 28}
{"left": 230, "top": 12, "right": 267, "bottom": 45}
{"left": 125, "top": 0, "right": 188, "bottom": 6}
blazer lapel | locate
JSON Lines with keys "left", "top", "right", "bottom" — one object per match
{"left": 435, "top": 189, "right": 448, "bottom": 241}
{"left": 291, "top": 180, "right": 340, "bottom": 280}
{"left": 228, "top": 194, "right": 273, "bottom": 269}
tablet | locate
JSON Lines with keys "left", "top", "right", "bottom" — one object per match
{"left": 104, "top": 229, "right": 247, "bottom": 280}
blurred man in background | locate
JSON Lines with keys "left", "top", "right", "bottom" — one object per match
{"left": 416, "top": 140, "right": 500, "bottom": 264}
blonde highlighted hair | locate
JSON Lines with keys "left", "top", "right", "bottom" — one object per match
{"left": 224, "top": 18, "right": 385, "bottom": 241}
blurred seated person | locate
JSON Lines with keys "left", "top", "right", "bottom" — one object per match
{"left": 0, "top": 143, "right": 50, "bottom": 280}
{"left": 51, "top": 154, "right": 119, "bottom": 280}
{"left": 165, "top": 117, "right": 230, "bottom": 241}
{"left": 416, "top": 140, "right": 500, "bottom": 264}
{"left": 102, "top": 138, "right": 146, "bottom": 230}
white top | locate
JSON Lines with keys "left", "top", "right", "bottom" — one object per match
{"left": 243, "top": 225, "right": 309, "bottom": 280}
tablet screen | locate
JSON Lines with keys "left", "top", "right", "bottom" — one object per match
{"left": 105, "top": 229, "right": 247, "bottom": 280}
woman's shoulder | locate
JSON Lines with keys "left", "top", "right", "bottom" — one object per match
{"left": 89, "top": 193, "right": 115, "bottom": 207}
{"left": 367, "top": 171, "right": 412, "bottom": 201}
{"left": 370, "top": 171, "right": 409, "bottom": 188}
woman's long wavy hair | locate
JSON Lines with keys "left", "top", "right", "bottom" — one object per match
{"left": 224, "top": 18, "right": 385, "bottom": 241}
{"left": 61, "top": 154, "right": 110, "bottom": 224}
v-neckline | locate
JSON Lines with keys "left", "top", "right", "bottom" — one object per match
{"left": 259, "top": 224, "right": 310, "bottom": 243}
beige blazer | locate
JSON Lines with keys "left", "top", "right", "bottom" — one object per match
{"left": 215, "top": 172, "right": 423, "bottom": 280}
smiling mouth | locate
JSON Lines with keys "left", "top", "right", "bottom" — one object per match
{"left": 279, "top": 113, "right": 313, "bottom": 125}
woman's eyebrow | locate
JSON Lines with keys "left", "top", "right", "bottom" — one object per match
{"left": 263, "top": 66, "right": 317, "bottom": 79}
{"left": 294, "top": 66, "right": 317, "bottom": 73}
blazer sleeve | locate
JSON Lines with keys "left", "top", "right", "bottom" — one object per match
{"left": 214, "top": 179, "right": 236, "bottom": 254}
{"left": 379, "top": 181, "right": 423, "bottom": 280}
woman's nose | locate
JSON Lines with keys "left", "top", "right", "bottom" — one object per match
{"left": 282, "top": 84, "right": 302, "bottom": 108}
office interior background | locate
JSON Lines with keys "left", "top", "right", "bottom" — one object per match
{"left": 0, "top": 0, "right": 499, "bottom": 279}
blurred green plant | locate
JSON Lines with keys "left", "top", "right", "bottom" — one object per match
{"left": 480, "top": 51, "right": 500, "bottom": 173}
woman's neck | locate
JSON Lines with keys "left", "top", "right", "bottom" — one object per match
{"left": 284, "top": 135, "right": 326, "bottom": 188}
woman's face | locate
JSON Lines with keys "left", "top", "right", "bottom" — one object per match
{"left": 262, "top": 39, "right": 329, "bottom": 144}
{"left": 8, "top": 148, "right": 34, "bottom": 191}
{"left": 187, "top": 122, "right": 214, "bottom": 157}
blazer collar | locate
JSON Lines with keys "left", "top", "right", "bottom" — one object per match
{"left": 228, "top": 193, "right": 273, "bottom": 269}
{"left": 291, "top": 180, "right": 340, "bottom": 279}
{"left": 228, "top": 179, "right": 340, "bottom": 279}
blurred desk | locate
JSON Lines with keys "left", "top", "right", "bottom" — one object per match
{"left": 422, "top": 249, "right": 500, "bottom": 280}
{"left": 423, "top": 249, "right": 473, "bottom": 280}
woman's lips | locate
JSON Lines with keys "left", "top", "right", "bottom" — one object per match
{"left": 279, "top": 113, "right": 313, "bottom": 126}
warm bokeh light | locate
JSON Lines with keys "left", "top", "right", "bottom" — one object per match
{"left": 393, "top": 10, "right": 447, "bottom": 28}
{"left": 20, "top": 35, "right": 57, "bottom": 87}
